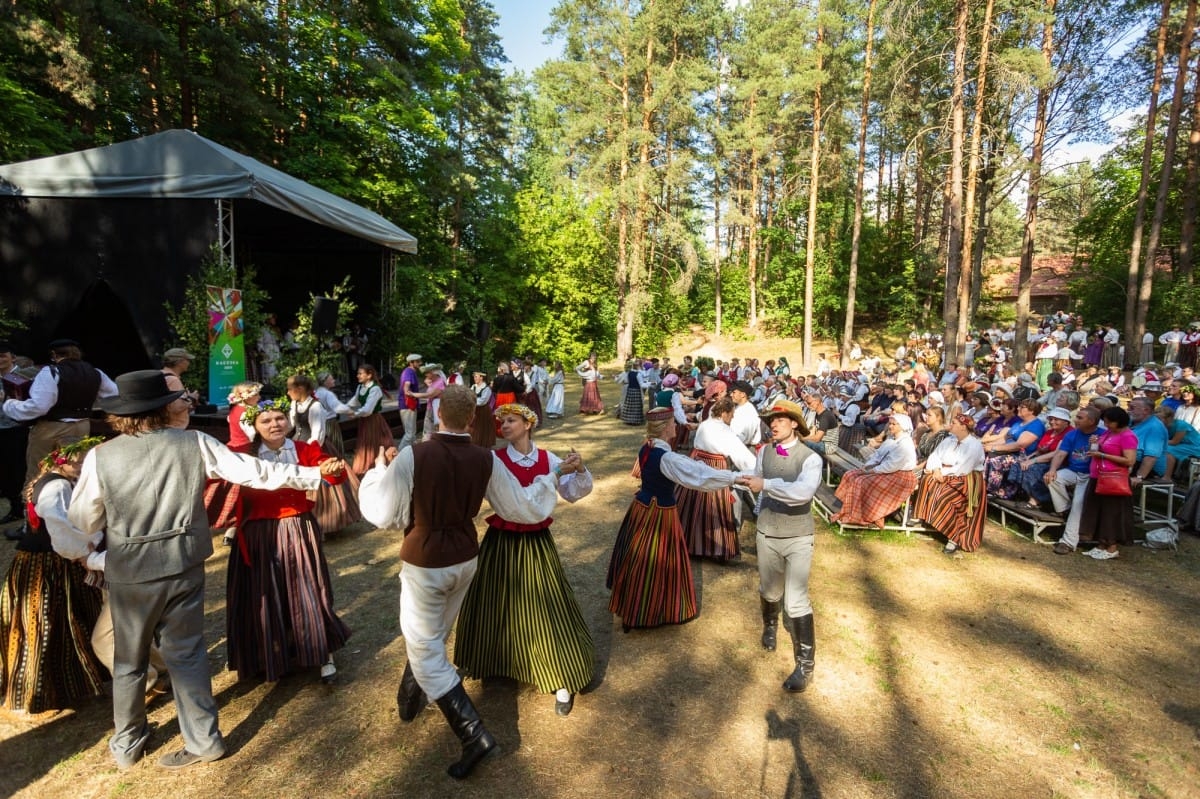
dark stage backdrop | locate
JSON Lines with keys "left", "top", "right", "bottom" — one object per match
{"left": 0, "top": 196, "right": 388, "bottom": 376}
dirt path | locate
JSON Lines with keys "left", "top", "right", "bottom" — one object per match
{"left": 2, "top": 375, "right": 1198, "bottom": 799}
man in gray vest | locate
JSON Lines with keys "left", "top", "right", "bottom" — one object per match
{"left": 736, "top": 399, "right": 823, "bottom": 693}
{"left": 69, "top": 371, "right": 340, "bottom": 770}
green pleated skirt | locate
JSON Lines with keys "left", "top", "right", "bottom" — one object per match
{"left": 454, "top": 526, "right": 595, "bottom": 694}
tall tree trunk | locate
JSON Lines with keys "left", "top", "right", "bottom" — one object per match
{"left": 942, "top": 0, "right": 968, "bottom": 361}
{"left": 748, "top": 98, "right": 760, "bottom": 329}
{"left": 616, "top": 62, "right": 635, "bottom": 361}
{"left": 956, "top": 0, "right": 995, "bottom": 363}
{"left": 1015, "top": 0, "right": 1055, "bottom": 369}
{"left": 1123, "top": 0, "right": 1172, "bottom": 362}
{"left": 1135, "top": 0, "right": 1196, "bottom": 355}
{"left": 713, "top": 61, "right": 724, "bottom": 336}
{"left": 803, "top": 15, "right": 824, "bottom": 370}
{"left": 1179, "top": 50, "right": 1200, "bottom": 283}
{"left": 842, "top": 0, "right": 877, "bottom": 367}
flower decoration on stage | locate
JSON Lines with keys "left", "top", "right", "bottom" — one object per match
{"left": 494, "top": 403, "right": 538, "bottom": 424}
{"left": 242, "top": 397, "right": 292, "bottom": 426}
{"left": 42, "top": 435, "right": 106, "bottom": 469}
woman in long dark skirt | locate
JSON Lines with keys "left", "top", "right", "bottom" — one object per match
{"left": 454, "top": 403, "right": 593, "bottom": 715}
{"left": 227, "top": 401, "right": 351, "bottom": 682}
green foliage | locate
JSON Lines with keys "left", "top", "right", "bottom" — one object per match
{"left": 0, "top": 300, "right": 26, "bottom": 340}
{"left": 163, "top": 247, "right": 269, "bottom": 393}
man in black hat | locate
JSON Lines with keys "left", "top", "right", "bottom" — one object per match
{"left": 2, "top": 339, "right": 117, "bottom": 486}
{"left": 69, "top": 370, "right": 342, "bottom": 770}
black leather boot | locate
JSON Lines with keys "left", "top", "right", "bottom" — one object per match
{"left": 782, "top": 613, "right": 815, "bottom": 693}
{"left": 435, "top": 681, "right": 498, "bottom": 779}
{"left": 760, "top": 597, "right": 780, "bottom": 651}
{"left": 396, "top": 660, "right": 428, "bottom": 722}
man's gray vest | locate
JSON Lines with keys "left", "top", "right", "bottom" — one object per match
{"left": 757, "top": 442, "right": 816, "bottom": 539}
{"left": 94, "top": 428, "right": 212, "bottom": 583}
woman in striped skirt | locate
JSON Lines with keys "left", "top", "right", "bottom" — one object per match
{"left": 226, "top": 401, "right": 351, "bottom": 683}
{"left": 607, "top": 408, "right": 738, "bottom": 630}
{"left": 453, "top": 403, "right": 593, "bottom": 716}
{"left": 575, "top": 355, "right": 605, "bottom": 415}
{"left": 1, "top": 436, "right": 106, "bottom": 717}
{"left": 913, "top": 413, "right": 987, "bottom": 554}
{"left": 677, "top": 398, "right": 756, "bottom": 560}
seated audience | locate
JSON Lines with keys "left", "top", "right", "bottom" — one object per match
{"left": 831, "top": 415, "right": 918, "bottom": 529}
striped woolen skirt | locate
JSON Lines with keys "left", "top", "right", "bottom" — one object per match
{"left": 607, "top": 498, "right": 698, "bottom": 629}
{"left": 454, "top": 526, "right": 595, "bottom": 694}
{"left": 579, "top": 381, "right": 605, "bottom": 414}
{"left": 832, "top": 469, "right": 919, "bottom": 527}
{"left": 226, "top": 514, "right": 351, "bottom": 682}
{"left": 313, "top": 468, "right": 363, "bottom": 536}
{"left": 920, "top": 473, "right": 987, "bottom": 552}
{"left": 523, "top": 390, "right": 545, "bottom": 427}
{"left": 471, "top": 403, "right": 497, "bottom": 448}
{"left": 1, "top": 552, "right": 105, "bottom": 713}
{"left": 351, "top": 414, "right": 395, "bottom": 477}
{"left": 676, "top": 449, "right": 740, "bottom": 560}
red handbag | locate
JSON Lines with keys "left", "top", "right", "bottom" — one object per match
{"left": 1094, "top": 446, "right": 1132, "bottom": 497}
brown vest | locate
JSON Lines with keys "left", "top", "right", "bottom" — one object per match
{"left": 402, "top": 433, "right": 493, "bottom": 568}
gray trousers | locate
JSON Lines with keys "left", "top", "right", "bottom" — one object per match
{"left": 399, "top": 409, "right": 418, "bottom": 450}
{"left": 757, "top": 532, "right": 815, "bottom": 617}
{"left": 1049, "top": 470, "right": 1089, "bottom": 549}
{"left": 108, "top": 564, "right": 224, "bottom": 766}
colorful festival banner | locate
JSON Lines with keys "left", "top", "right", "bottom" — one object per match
{"left": 206, "top": 286, "right": 247, "bottom": 405}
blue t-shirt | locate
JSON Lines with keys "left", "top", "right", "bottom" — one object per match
{"left": 1131, "top": 416, "right": 1169, "bottom": 477}
{"left": 1057, "top": 428, "right": 1094, "bottom": 474}
{"left": 1006, "top": 417, "right": 1046, "bottom": 455}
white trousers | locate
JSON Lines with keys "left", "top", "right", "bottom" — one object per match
{"left": 398, "top": 559, "right": 477, "bottom": 701}
{"left": 1049, "top": 470, "right": 1089, "bottom": 548}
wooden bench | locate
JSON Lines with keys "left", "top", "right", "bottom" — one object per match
{"left": 813, "top": 447, "right": 926, "bottom": 536}
{"left": 987, "top": 497, "right": 1063, "bottom": 544}
{"left": 824, "top": 445, "right": 863, "bottom": 486}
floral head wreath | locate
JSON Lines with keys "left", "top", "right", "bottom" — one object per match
{"left": 242, "top": 397, "right": 292, "bottom": 426}
{"left": 41, "top": 435, "right": 106, "bottom": 469}
{"left": 227, "top": 382, "right": 263, "bottom": 405}
{"left": 494, "top": 403, "right": 538, "bottom": 425}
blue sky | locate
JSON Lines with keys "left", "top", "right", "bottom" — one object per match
{"left": 490, "top": 0, "right": 560, "bottom": 74}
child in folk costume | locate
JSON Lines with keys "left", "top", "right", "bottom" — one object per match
{"left": 616, "top": 359, "right": 651, "bottom": 426}
{"left": 348, "top": 364, "right": 394, "bottom": 477}
{"left": 1, "top": 436, "right": 107, "bottom": 717}
{"left": 288, "top": 374, "right": 362, "bottom": 535}
{"left": 313, "top": 371, "right": 352, "bottom": 458}
{"left": 206, "top": 381, "right": 261, "bottom": 546}
{"left": 607, "top": 408, "right": 737, "bottom": 630}
{"left": 227, "top": 399, "right": 351, "bottom": 683}
{"left": 454, "top": 403, "right": 593, "bottom": 715}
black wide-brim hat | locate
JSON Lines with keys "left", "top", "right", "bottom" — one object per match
{"left": 100, "top": 370, "right": 186, "bottom": 415}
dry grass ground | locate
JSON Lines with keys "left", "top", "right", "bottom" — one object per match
{"left": 1, "top": 350, "right": 1198, "bottom": 799}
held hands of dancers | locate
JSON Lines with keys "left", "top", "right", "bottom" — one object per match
{"left": 556, "top": 450, "right": 584, "bottom": 476}
{"left": 375, "top": 446, "right": 400, "bottom": 469}
{"left": 736, "top": 474, "right": 764, "bottom": 492}
{"left": 319, "top": 458, "right": 347, "bottom": 477}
